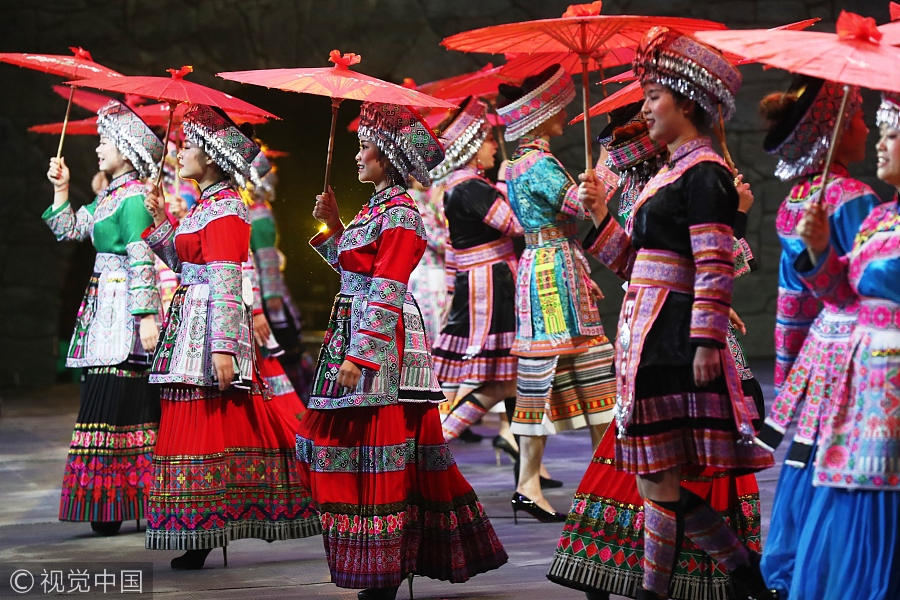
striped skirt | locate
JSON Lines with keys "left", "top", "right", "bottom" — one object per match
{"left": 145, "top": 384, "right": 321, "bottom": 550}
{"left": 295, "top": 403, "right": 508, "bottom": 589}
{"left": 511, "top": 342, "right": 616, "bottom": 436}
{"left": 549, "top": 426, "right": 762, "bottom": 599}
{"left": 59, "top": 364, "right": 159, "bottom": 522}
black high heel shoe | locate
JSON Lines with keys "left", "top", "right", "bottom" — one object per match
{"left": 170, "top": 547, "right": 227, "bottom": 570}
{"left": 512, "top": 457, "right": 565, "bottom": 489}
{"left": 457, "top": 428, "right": 484, "bottom": 443}
{"left": 90, "top": 521, "right": 122, "bottom": 536}
{"left": 729, "top": 551, "right": 780, "bottom": 600}
{"left": 510, "top": 492, "right": 566, "bottom": 524}
{"left": 585, "top": 590, "right": 611, "bottom": 600}
{"left": 492, "top": 435, "right": 520, "bottom": 464}
{"left": 357, "top": 583, "right": 401, "bottom": 600}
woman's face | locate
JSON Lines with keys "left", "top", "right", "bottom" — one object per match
{"left": 96, "top": 137, "right": 128, "bottom": 176}
{"left": 837, "top": 110, "right": 869, "bottom": 165}
{"left": 177, "top": 141, "right": 208, "bottom": 181}
{"left": 474, "top": 130, "right": 499, "bottom": 170}
{"left": 641, "top": 82, "right": 692, "bottom": 145}
{"left": 876, "top": 125, "right": 900, "bottom": 187}
{"left": 356, "top": 137, "right": 386, "bottom": 184}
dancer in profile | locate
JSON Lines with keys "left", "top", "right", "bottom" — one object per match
{"left": 498, "top": 64, "right": 617, "bottom": 523}
{"left": 141, "top": 105, "right": 320, "bottom": 570}
{"left": 579, "top": 29, "right": 775, "bottom": 599}
{"left": 44, "top": 100, "right": 163, "bottom": 537}
{"left": 298, "top": 101, "right": 508, "bottom": 600}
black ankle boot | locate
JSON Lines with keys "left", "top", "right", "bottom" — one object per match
{"left": 585, "top": 590, "right": 610, "bottom": 600}
{"left": 90, "top": 521, "right": 122, "bottom": 536}
{"left": 170, "top": 548, "right": 214, "bottom": 570}
{"left": 357, "top": 585, "right": 400, "bottom": 600}
{"left": 730, "top": 551, "right": 780, "bottom": 600}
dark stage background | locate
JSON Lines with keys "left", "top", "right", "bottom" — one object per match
{"left": 0, "top": 0, "right": 891, "bottom": 388}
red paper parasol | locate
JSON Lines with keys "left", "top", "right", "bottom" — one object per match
{"left": 217, "top": 50, "right": 456, "bottom": 193}
{"left": 66, "top": 66, "right": 277, "bottom": 186}
{"left": 572, "top": 18, "right": 823, "bottom": 125}
{"left": 698, "top": 11, "right": 900, "bottom": 207}
{"left": 441, "top": 1, "right": 724, "bottom": 169}
{"left": 0, "top": 47, "right": 122, "bottom": 158}
{"left": 29, "top": 117, "right": 99, "bottom": 136}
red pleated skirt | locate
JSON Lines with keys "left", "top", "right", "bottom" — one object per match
{"left": 296, "top": 402, "right": 508, "bottom": 589}
{"left": 145, "top": 380, "right": 321, "bottom": 551}
{"left": 548, "top": 426, "right": 762, "bottom": 600}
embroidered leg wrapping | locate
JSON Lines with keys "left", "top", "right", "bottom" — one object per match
{"left": 442, "top": 398, "right": 488, "bottom": 441}
{"left": 680, "top": 488, "right": 749, "bottom": 571}
{"left": 642, "top": 499, "right": 680, "bottom": 596}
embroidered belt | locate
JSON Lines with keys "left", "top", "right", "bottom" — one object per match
{"left": 858, "top": 300, "right": 900, "bottom": 329}
{"left": 452, "top": 238, "right": 516, "bottom": 269}
{"left": 524, "top": 224, "right": 576, "bottom": 247}
{"left": 630, "top": 249, "right": 694, "bottom": 294}
{"left": 181, "top": 263, "right": 208, "bottom": 285}
{"left": 340, "top": 271, "right": 372, "bottom": 295}
{"left": 93, "top": 252, "right": 127, "bottom": 273}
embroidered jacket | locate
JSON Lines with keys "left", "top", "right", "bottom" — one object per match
{"left": 143, "top": 181, "right": 254, "bottom": 387}
{"left": 43, "top": 171, "right": 160, "bottom": 366}
{"left": 504, "top": 136, "right": 607, "bottom": 356}
{"left": 773, "top": 165, "right": 880, "bottom": 391}
{"left": 310, "top": 185, "right": 427, "bottom": 371}
{"left": 797, "top": 199, "right": 900, "bottom": 490}
{"left": 584, "top": 138, "right": 756, "bottom": 440}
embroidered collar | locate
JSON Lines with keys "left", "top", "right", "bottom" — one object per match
{"left": 517, "top": 135, "right": 551, "bottom": 153}
{"left": 667, "top": 137, "right": 713, "bottom": 168}
{"left": 98, "top": 170, "right": 140, "bottom": 201}
{"left": 368, "top": 184, "right": 407, "bottom": 207}
{"left": 200, "top": 180, "right": 232, "bottom": 200}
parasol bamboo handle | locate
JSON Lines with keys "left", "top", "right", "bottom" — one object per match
{"left": 815, "top": 85, "right": 851, "bottom": 205}
{"left": 806, "top": 85, "right": 850, "bottom": 264}
{"left": 155, "top": 103, "right": 177, "bottom": 189}
{"left": 56, "top": 85, "right": 76, "bottom": 160}
{"left": 580, "top": 53, "right": 593, "bottom": 173}
{"left": 323, "top": 98, "right": 342, "bottom": 194}
{"left": 715, "top": 105, "right": 736, "bottom": 173}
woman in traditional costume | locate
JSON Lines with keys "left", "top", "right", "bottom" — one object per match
{"left": 754, "top": 76, "right": 880, "bottom": 597}
{"left": 578, "top": 29, "right": 775, "bottom": 600}
{"left": 497, "top": 64, "right": 617, "bottom": 522}
{"left": 549, "top": 103, "right": 767, "bottom": 600}
{"left": 44, "top": 100, "right": 163, "bottom": 536}
{"left": 141, "top": 104, "right": 320, "bottom": 570}
{"left": 785, "top": 90, "right": 900, "bottom": 600}
{"left": 297, "top": 101, "right": 508, "bottom": 600}
{"left": 430, "top": 97, "right": 522, "bottom": 447}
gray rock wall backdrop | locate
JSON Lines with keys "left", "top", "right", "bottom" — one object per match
{"left": 0, "top": 0, "right": 892, "bottom": 388}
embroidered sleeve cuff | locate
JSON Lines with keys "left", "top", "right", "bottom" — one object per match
{"left": 143, "top": 216, "right": 181, "bottom": 271}
{"left": 208, "top": 261, "right": 244, "bottom": 356}
{"left": 559, "top": 183, "right": 587, "bottom": 220}
{"left": 126, "top": 240, "right": 161, "bottom": 315}
{"left": 42, "top": 202, "right": 85, "bottom": 241}
{"left": 310, "top": 223, "right": 344, "bottom": 271}
{"left": 584, "top": 215, "right": 634, "bottom": 280}
{"left": 796, "top": 245, "right": 854, "bottom": 305}
{"left": 255, "top": 246, "right": 288, "bottom": 299}
{"left": 689, "top": 223, "right": 734, "bottom": 346}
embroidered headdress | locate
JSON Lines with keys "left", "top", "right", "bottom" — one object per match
{"left": 181, "top": 104, "right": 262, "bottom": 188}
{"left": 497, "top": 64, "right": 576, "bottom": 141}
{"left": 357, "top": 102, "right": 445, "bottom": 187}
{"left": 96, "top": 100, "right": 164, "bottom": 179}
{"left": 430, "top": 97, "right": 491, "bottom": 181}
{"left": 876, "top": 91, "right": 900, "bottom": 130}
{"left": 599, "top": 102, "right": 666, "bottom": 221}
{"left": 633, "top": 27, "right": 741, "bottom": 122}
{"left": 762, "top": 76, "right": 863, "bottom": 181}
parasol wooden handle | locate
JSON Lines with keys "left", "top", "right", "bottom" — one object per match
{"left": 56, "top": 85, "right": 76, "bottom": 160}
{"left": 815, "top": 85, "right": 851, "bottom": 205}
{"left": 323, "top": 98, "right": 342, "bottom": 194}
{"left": 715, "top": 105, "right": 737, "bottom": 174}
{"left": 580, "top": 53, "right": 593, "bottom": 174}
{"left": 806, "top": 85, "right": 850, "bottom": 264}
{"left": 154, "top": 103, "right": 177, "bottom": 189}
